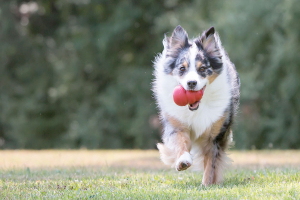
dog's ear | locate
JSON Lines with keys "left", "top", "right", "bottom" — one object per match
{"left": 167, "top": 25, "right": 189, "bottom": 49}
{"left": 163, "top": 26, "right": 189, "bottom": 74}
{"left": 199, "top": 27, "right": 219, "bottom": 55}
{"left": 162, "top": 34, "right": 170, "bottom": 49}
{"left": 196, "top": 27, "right": 222, "bottom": 72}
{"left": 204, "top": 26, "right": 215, "bottom": 39}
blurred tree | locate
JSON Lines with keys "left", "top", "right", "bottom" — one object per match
{"left": 0, "top": 0, "right": 299, "bottom": 149}
{"left": 0, "top": 1, "right": 68, "bottom": 148}
{"left": 0, "top": 0, "right": 183, "bottom": 149}
{"left": 215, "top": 0, "right": 300, "bottom": 149}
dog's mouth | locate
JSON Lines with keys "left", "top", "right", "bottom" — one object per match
{"left": 188, "top": 85, "right": 206, "bottom": 111}
{"left": 188, "top": 101, "right": 200, "bottom": 111}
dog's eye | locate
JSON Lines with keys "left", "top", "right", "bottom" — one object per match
{"left": 180, "top": 67, "right": 186, "bottom": 72}
{"left": 199, "top": 67, "right": 205, "bottom": 72}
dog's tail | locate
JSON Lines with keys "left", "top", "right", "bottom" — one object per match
{"left": 157, "top": 143, "right": 176, "bottom": 167}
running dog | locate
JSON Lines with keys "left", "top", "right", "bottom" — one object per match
{"left": 152, "top": 26, "right": 240, "bottom": 185}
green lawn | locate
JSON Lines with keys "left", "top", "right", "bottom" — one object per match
{"left": 0, "top": 150, "right": 299, "bottom": 199}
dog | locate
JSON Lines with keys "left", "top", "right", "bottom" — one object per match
{"left": 152, "top": 26, "right": 240, "bottom": 185}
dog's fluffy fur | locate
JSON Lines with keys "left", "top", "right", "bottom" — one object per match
{"left": 152, "top": 26, "right": 240, "bottom": 185}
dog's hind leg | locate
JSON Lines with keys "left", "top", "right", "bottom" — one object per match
{"left": 201, "top": 114, "right": 233, "bottom": 185}
{"left": 157, "top": 115, "right": 192, "bottom": 171}
{"left": 202, "top": 141, "right": 230, "bottom": 185}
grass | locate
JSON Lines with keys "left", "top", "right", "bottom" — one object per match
{"left": 0, "top": 150, "right": 299, "bottom": 199}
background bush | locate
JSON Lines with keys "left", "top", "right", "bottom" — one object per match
{"left": 0, "top": 0, "right": 299, "bottom": 149}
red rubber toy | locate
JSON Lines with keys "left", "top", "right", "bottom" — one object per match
{"left": 173, "top": 85, "right": 204, "bottom": 106}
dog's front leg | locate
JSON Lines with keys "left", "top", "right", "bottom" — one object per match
{"left": 172, "top": 130, "right": 192, "bottom": 171}
{"left": 157, "top": 117, "right": 192, "bottom": 171}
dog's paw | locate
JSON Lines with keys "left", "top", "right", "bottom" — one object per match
{"left": 175, "top": 152, "right": 193, "bottom": 171}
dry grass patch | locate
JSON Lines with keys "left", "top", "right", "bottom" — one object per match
{"left": 0, "top": 150, "right": 299, "bottom": 170}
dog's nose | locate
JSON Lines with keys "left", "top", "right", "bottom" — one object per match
{"left": 187, "top": 81, "right": 197, "bottom": 89}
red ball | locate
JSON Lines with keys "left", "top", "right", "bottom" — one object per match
{"left": 186, "top": 90, "right": 203, "bottom": 104}
{"left": 173, "top": 85, "right": 204, "bottom": 106}
{"left": 173, "top": 85, "right": 188, "bottom": 106}
{"left": 186, "top": 91, "right": 196, "bottom": 105}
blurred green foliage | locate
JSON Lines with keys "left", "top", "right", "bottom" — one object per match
{"left": 0, "top": 0, "right": 299, "bottom": 149}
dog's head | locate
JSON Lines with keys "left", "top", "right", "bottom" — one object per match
{"left": 163, "top": 26, "right": 223, "bottom": 111}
